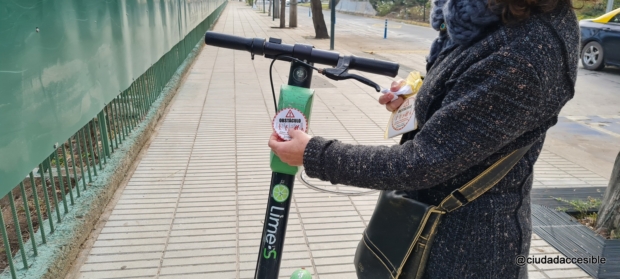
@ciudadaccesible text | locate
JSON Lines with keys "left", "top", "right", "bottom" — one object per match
{"left": 515, "top": 255, "right": 606, "bottom": 266}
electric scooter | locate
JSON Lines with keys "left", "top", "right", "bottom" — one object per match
{"left": 204, "top": 31, "right": 399, "bottom": 279}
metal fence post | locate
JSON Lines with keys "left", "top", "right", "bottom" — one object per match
{"left": 330, "top": 0, "right": 336, "bottom": 50}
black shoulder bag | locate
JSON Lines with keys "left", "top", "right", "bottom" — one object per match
{"left": 353, "top": 143, "right": 532, "bottom": 279}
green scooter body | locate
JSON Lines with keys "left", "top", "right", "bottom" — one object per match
{"left": 255, "top": 83, "right": 315, "bottom": 279}
{"left": 270, "top": 85, "right": 314, "bottom": 175}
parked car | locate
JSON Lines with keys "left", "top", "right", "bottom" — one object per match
{"left": 579, "top": 8, "right": 620, "bottom": 70}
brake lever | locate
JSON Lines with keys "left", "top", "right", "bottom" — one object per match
{"left": 320, "top": 68, "right": 381, "bottom": 92}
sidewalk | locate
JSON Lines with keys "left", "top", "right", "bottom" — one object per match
{"left": 70, "top": 2, "right": 603, "bottom": 278}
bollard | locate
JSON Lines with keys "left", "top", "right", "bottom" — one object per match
{"left": 384, "top": 19, "right": 388, "bottom": 39}
{"left": 309, "top": 6, "right": 311, "bottom": 17}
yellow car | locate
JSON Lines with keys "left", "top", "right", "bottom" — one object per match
{"left": 579, "top": 8, "right": 620, "bottom": 70}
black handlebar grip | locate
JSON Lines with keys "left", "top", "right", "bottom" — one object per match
{"left": 205, "top": 31, "right": 399, "bottom": 78}
{"left": 349, "top": 56, "right": 400, "bottom": 78}
{"left": 205, "top": 31, "right": 264, "bottom": 55}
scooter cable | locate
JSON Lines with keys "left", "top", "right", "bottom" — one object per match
{"left": 297, "top": 169, "right": 380, "bottom": 196}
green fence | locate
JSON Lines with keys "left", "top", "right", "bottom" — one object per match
{"left": 0, "top": 0, "right": 226, "bottom": 278}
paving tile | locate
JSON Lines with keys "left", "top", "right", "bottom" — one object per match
{"left": 78, "top": 268, "right": 158, "bottom": 279}
{"left": 92, "top": 237, "right": 167, "bottom": 247}
{"left": 162, "top": 254, "right": 237, "bottom": 266}
{"left": 159, "top": 271, "right": 236, "bottom": 278}
{"left": 95, "top": 231, "right": 169, "bottom": 241}
{"left": 528, "top": 271, "right": 548, "bottom": 279}
{"left": 318, "top": 273, "right": 358, "bottom": 279}
{"left": 530, "top": 246, "right": 561, "bottom": 255}
{"left": 315, "top": 263, "right": 357, "bottom": 274}
{"left": 530, "top": 239, "right": 551, "bottom": 247}
{"left": 99, "top": 224, "right": 170, "bottom": 234}
{"left": 88, "top": 244, "right": 165, "bottom": 255}
{"left": 544, "top": 268, "right": 591, "bottom": 278}
{"left": 164, "top": 247, "right": 237, "bottom": 259}
{"left": 80, "top": 260, "right": 159, "bottom": 272}
{"left": 159, "top": 262, "right": 237, "bottom": 275}
{"left": 85, "top": 252, "right": 161, "bottom": 264}
{"left": 309, "top": 241, "right": 360, "bottom": 251}
{"left": 535, "top": 262, "right": 581, "bottom": 270}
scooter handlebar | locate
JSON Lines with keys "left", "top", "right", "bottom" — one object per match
{"left": 204, "top": 31, "right": 399, "bottom": 78}
{"left": 348, "top": 56, "right": 400, "bottom": 78}
{"left": 204, "top": 32, "right": 266, "bottom": 55}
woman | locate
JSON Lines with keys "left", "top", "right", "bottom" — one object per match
{"left": 268, "top": 0, "right": 579, "bottom": 276}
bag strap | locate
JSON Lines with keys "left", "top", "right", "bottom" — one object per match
{"left": 438, "top": 144, "right": 533, "bottom": 213}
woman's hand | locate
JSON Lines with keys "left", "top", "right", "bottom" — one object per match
{"left": 379, "top": 79, "right": 405, "bottom": 112}
{"left": 268, "top": 129, "right": 311, "bottom": 166}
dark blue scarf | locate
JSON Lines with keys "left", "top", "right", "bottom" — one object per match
{"left": 427, "top": 0, "right": 501, "bottom": 68}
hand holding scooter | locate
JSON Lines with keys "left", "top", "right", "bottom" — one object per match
{"left": 268, "top": 78, "right": 407, "bottom": 166}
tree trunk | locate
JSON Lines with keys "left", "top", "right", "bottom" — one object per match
{"left": 268, "top": 0, "right": 272, "bottom": 16}
{"left": 280, "top": 0, "right": 286, "bottom": 28}
{"left": 596, "top": 151, "right": 620, "bottom": 238}
{"left": 274, "top": 0, "right": 280, "bottom": 18}
{"left": 289, "top": 0, "right": 297, "bottom": 27}
{"left": 310, "top": 0, "right": 329, "bottom": 38}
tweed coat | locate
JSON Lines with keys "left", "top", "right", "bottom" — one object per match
{"left": 302, "top": 3, "right": 579, "bottom": 278}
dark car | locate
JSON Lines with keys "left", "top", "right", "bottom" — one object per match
{"left": 579, "top": 8, "right": 620, "bottom": 70}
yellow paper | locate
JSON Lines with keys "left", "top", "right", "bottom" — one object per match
{"left": 384, "top": 72, "right": 424, "bottom": 139}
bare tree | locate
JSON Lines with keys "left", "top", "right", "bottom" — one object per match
{"left": 596, "top": 152, "right": 620, "bottom": 238}
{"left": 274, "top": 0, "right": 280, "bottom": 18}
{"left": 310, "top": 0, "right": 329, "bottom": 38}
{"left": 280, "top": 0, "right": 286, "bottom": 27}
{"left": 290, "top": 0, "right": 297, "bottom": 27}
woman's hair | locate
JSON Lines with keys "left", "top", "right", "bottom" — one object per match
{"left": 489, "top": 0, "right": 573, "bottom": 23}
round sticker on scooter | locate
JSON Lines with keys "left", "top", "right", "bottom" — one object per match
{"left": 273, "top": 108, "right": 308, "bottom": 141}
